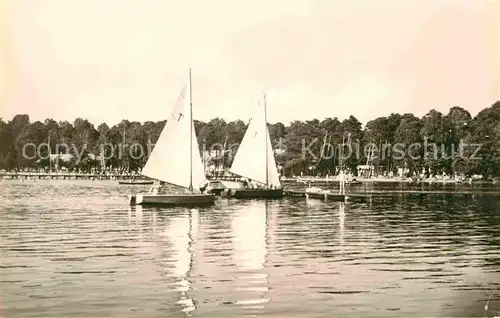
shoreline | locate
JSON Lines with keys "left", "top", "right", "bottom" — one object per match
{"left": 1, "top": 172, "right": 497, "bottom": 185}
{"left": 284, "top": 177, "right": 496, "bottom": 184}
{"left": 0, "top": 171, "right": 147, "bottom": 181}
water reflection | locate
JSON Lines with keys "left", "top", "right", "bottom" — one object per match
{"left": 305, "top": 196, "right": 325, "bottom": 207}
{"left": 231, "top": 201, "right": 270, "bottom": 308}
{"left": 163, "top": 209, "right": 197, "bottom": 314}
{"left": 1, "top": 180, "right": 499, "bottom": 317}
{"left": 135, "top": 205, "right": 145, "bottom": 242}
{"left": 127, "top": 206, "right": 132, "bottom": 224}
{"left": 338, "top": 202, "right": 345, "bottom": 248}
{"left": 136, "top": 204, "right": 143, "bottom": 224}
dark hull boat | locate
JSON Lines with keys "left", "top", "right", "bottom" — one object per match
{"left": 228, "top": 188, "right": 283, "bottom": 199}
{"left": 119, "top": 180, "right": 154, "bottom": 185}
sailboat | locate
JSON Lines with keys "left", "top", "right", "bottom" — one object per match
{"left": 227, "top": 91, "right": 283, "bottom": 199}
{"left": 130, "top": 69, "right": 216, "bottom": 206}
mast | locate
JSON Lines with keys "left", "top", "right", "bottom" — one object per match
{"left": 220, "top": 136, "right": 228, "bottom": 174}
{"left": 189, "top": 68, "right": 193, "bottom": 193}
{"left": 202, "top": 139, "right": 206, "bottom": 177}
{"left": 263, "top": 91, "right": 269, "bottom": 187}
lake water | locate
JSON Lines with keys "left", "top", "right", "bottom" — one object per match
{"left": 1, "top": 180, "right": 499, "bottom": 317}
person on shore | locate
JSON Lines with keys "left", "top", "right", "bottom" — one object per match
{"left": 338, "top": 170, "right": 346, "bottom": 195}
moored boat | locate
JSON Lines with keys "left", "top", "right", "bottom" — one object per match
{"left": 347, "top": 179, "right": 362, "bottom": 185}
{"left": 304, "top": 171, "right": 348, "bottom": 201}
{"left": 305, "top": 186, "right": 346, "bottom": 201}
{"left": 229, "top": 188, "right": 283, "bottom": 199}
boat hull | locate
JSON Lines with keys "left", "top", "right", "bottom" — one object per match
{"left": 135, "top": 193, "right": 216, "bottom": 206}
{"left": 118, "top": 180, "right": 154, "bottom": 185}
{"left": 229, "top": 188, "right": 283, "bottom": 199}
{"left": 348, "top": 181, "right": 362, "bottom": 185}
{"left": 305, "top": 190, "right": 346, "bottom": 201}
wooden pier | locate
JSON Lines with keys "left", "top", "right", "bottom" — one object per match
{"left": 0, "top": 172, "right": 148, "bottom": 181}
{"left": 283, "top": 189, "right": 499, "bottom": 202}
{"left": 284, "top": 190, "right": 382, "bottom": 202}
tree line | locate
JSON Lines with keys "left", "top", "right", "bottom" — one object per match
{"left": 1, "top": 101, "right": 499, "bottom": 179}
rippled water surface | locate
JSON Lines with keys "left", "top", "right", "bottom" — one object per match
{"left": 1, "top": 180, "right": 500, "bottom": 317}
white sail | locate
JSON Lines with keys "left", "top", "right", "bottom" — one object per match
{"left": 229, "top": 95, "right": 281, "bottom": 187}
{"left": 141, "top": 73, "right": 205, "bottom": 190}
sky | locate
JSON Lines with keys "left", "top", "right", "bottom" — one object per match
{"left": 1, "top": 0, "right": 499, "bottom": 126}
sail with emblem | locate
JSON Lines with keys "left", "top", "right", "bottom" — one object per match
{"left": 141, "top": 73, "right": 205, "bottom": 189}
{"left": 229, "top": 93, "right": 281, "bottom": 188}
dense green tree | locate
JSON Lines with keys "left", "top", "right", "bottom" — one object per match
{"left": 468, "top": 101, "right": 500, "bottom": 179}
{"left": 337, "top": 116, "right": 363, "bottom": 174}
{"left": 2, "top": 101, "right": 499, "bottom": 180}
{"left": 0, "top": 118, "right": 15, "bottom": 169}
{"left": 393, "top": 113, "right": 423, "bottom": 176}
{"left": 96, "top": 123, "right": 110, "bottom": 168}
{"left": 283, "top": 120, "right": 319, "bottom": 175}
{"left": 316, "top": 117, "right": 341, "bottom": 174}
{"left": 419, "top": 109, "right": 447, "bottom": 175}
{"left": 224, "top": 120, "right": 246, "bottom": 166}
{"left": 363, "top": 116, "right": 391, "bottom": 176}
{"left": 10, "top": 114, "right": 30, "bottom": 170}
{"left": 58, "top": 121, "right": 74, "bottom": 148}
{"left": 442, "top": 106, "right": 472, "bottom": 175}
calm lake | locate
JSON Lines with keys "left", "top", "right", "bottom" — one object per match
{"left": 1, "top": 180, "right": 499, "bottom": 317}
